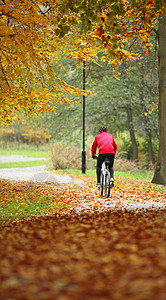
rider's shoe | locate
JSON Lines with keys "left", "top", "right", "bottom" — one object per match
{"left": 96, "top": 183, "right": 101, "bottom": 188}
{"left": 110, "top": 178, "right": 114, "bottom": 187}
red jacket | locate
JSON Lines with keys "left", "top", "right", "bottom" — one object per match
{"left": 91, "top": 132, "right": 117, "bottom": 157}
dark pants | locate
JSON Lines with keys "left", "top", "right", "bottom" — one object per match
{"left": 97, "top": 153, "right": 115, "bottom": 184}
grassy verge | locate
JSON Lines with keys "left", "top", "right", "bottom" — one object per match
{"left": 50, "top": 168, "right": 153, "bottom": 181}
{"left": 115, "top": 171, "right": 153, "bottom": 181}
{"left": 0, "top": 196, "right": 64, "bottom": 222}
{"left": 0, "top": 160, "right": 47, "bottom": 168}
{"left": 0, "top": 182, "right": 65, "bottom": 222}
{"left": 0, "top": 148, "right": 50, "bottom": 157}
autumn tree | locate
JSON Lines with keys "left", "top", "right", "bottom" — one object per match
{"left": 0, "top": 0, "right": 99, "bottom": 125}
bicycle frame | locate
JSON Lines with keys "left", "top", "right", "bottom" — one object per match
{"left": 99, "top": 158, "right": 111, "bottom": 198}
{"left": 93, "top": 156, "right": 112, "bottom": 197}
{"left": 101, "top": 161, "right": 107, "bottom": 178}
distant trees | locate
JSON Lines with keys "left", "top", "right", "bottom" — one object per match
{"left": 0, "top": 125, "right": 51, "bottom": 149}
{"left": 26, "top": 45, "right": 158, "bottom": 164}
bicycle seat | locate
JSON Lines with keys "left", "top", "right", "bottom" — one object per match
{"left": 105, "top": 158, "right": 110, "bottom": 165}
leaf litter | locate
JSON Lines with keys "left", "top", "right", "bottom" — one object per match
{"left": 0, "top": 175, "right": 166, "bottom": 299}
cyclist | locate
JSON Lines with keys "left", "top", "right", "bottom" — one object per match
{"left": 91, "top": 125, "right": 117, "bottom": 187}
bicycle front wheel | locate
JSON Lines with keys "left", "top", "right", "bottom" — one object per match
{"left": 98, "top": 173, "right": 104, "bottom": 196}
{"left": 105, "top": 171, "right": 111, "bottom": 198}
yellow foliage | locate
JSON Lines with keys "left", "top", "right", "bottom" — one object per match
{"left": 0, "top": 126, "right": 51, "bottom": 145}
{"left": 0, "top": 1, "right": 97, "bottom": 125}
{"left": 22, "top": 128, "right": 52, "bottom": 145}
{"left": 0, "top": 1, "right": 164, "bottom": 125}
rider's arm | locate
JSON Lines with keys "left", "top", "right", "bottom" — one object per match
{"left": 91, "top": 139, "right": 97, "bottom": 157}
{"left": 113, "top": 139, "right": 117, "bottom": 155}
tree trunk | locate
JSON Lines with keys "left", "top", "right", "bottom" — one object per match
{"left": 145, "top": 128, "right": 155, "bottom": 165}
{"left": 126, "top": 104, "right": 138, "bottom": 160}
{"left": 152, "top": 11, "right": 166, "bottom": 185}
{"left": 139, "top": 61, "right": 155, "bottom": 165}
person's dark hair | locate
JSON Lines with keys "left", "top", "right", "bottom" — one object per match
{"left": 99, "top": 126, "right": 107, "bottom": 133}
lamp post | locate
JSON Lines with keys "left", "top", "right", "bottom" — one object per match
{"left": 82, "top": 59, "right": 86, "bottom": 174}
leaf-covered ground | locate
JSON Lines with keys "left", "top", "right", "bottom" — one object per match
{"left": 0, "top": 176, "right": 166, "bottom": 300}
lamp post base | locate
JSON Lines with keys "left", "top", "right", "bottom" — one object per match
{"left": 82, "top": 150, "right": 86, "bottom": 174}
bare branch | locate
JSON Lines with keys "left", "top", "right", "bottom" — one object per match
{"left": 0, "top": 61, "right": 11, "bottom": 90}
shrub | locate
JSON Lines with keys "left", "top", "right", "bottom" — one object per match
{"left": 115, "top": 152, "right": 153, "bottom": 172}
{"left": 115, "top": 152, "right": 138, "bottom": 172}
{"left": 115, "top": 132, "right": 157, "bottom": 167}
{"left": 50, "top": 141, "right": 81, "bottom": 170}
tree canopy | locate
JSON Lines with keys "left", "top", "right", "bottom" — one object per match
{"left": 0, "top": 0, "right": 101, "bottom": 124}
{"left": 0, "top": 0, "right": 164, "bottom": 124}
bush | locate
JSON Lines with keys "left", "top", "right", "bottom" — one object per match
{"left": 115, "top": 153, "right": 139, "bottom": 172}
{"left": 50, "top": 141, "right": 81, "bottom": 170}
{"left": 115, "top": 132, "right": 157, "bottom": 167}
{"left": 115, "top": 152, "right": 153, "bottom": 172}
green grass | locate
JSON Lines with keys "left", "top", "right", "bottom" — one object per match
{"left": 50, "top": 168, "right": 153, "bottom": 181}
{"left": 115, "top": 171, "right": 153, "bottom": 181}
{"left": 0, "top": 148, "right": 50, "bottom": 157}
{"left": 0, "top": 192, "right": 65, "bottom": 221}
{"left": 0, "top": 160, "right": 47, "bottom": 168}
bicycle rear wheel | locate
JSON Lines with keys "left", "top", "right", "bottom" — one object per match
{"left": 105, "top": 171, "right": 111, "bottom": 198}
{"left": 98, "top": 173, "right": 104, "bottom": 196}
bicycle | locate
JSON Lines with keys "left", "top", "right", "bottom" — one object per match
{"left": 94, "top": 156, "right": 113, "bottom": 198}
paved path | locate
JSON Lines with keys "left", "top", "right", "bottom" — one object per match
{"left": 0, "top": 155, "right": 165, "bottom": 211}
{"left": 0, "top": 166, "right": 83, "bottom": 184}
{"left": 0, "top": 155, "right": 82, "bottom": 184}
{"left": 0, "top": 155, "right": 46, "bottom": 163}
